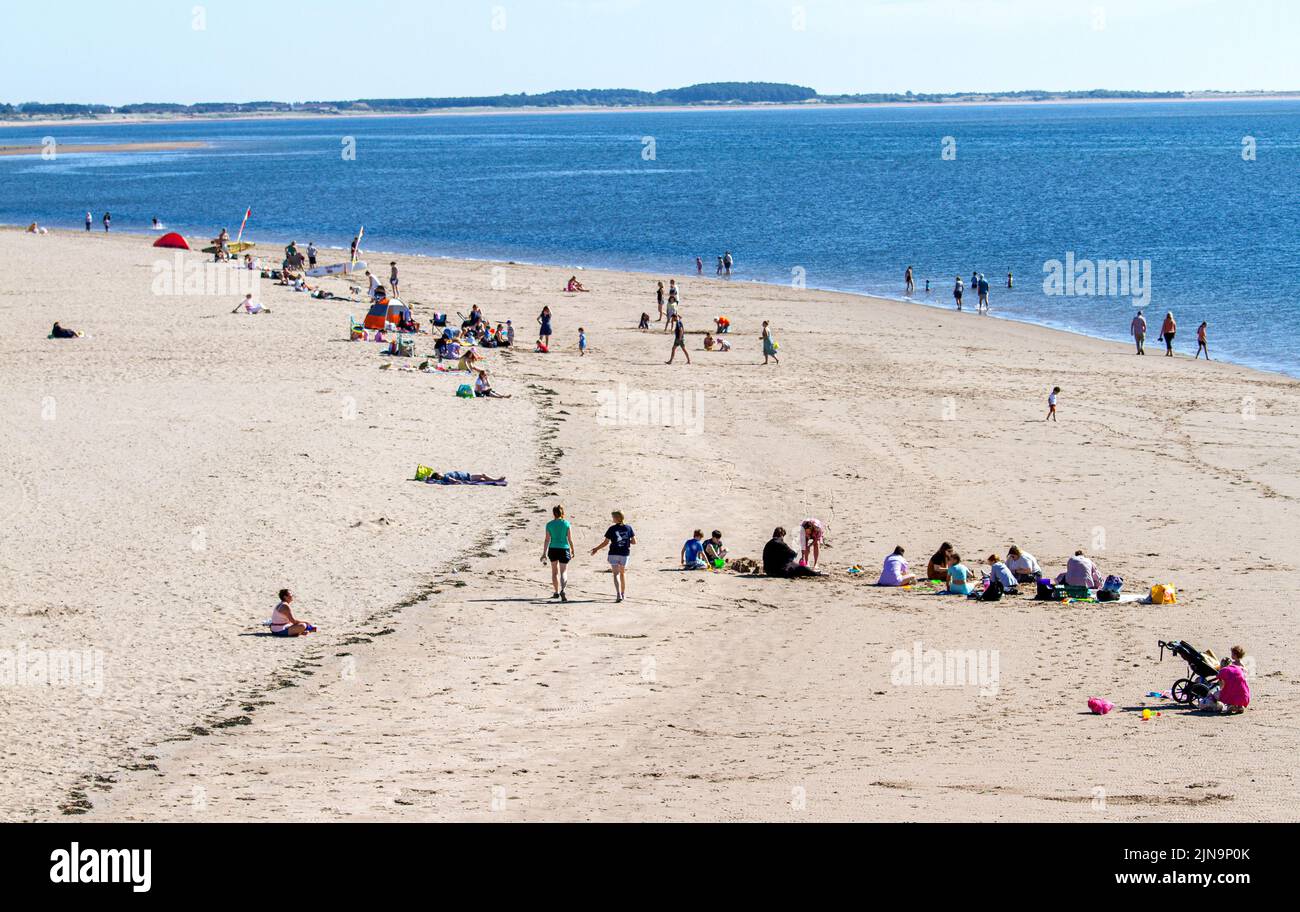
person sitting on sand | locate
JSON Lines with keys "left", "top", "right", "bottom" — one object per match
{"left": 475, "top": 369, "right": 511, "bottom": 399}
{"left": 1005, "top": 546, "right": 1041, "bottom": 584}
{"left": 799, "top": 519, "right": 829, "bottom": 570}
{"left": 703, "top": 531, "right": 727, "bottom": 566}
{"left": 927, "top": 543, "right": 954, "bottom": 582}
{"left": 233, "top": 294, "right": 269, "bottom": 315}
{"left": 269, "top": 589, "right": 315, "bottom": 638}
{"left": 566, "top": 276, "right": 589, "bottom": 293}
{"left": 1206, "top": 651, "right": 1250, "bottom": 714}
{"left": 1055, "top": 550, "right": 1104, "bottom": 589}
{"left": 987, "top": 554, "right": 1020, "bottom": 595}
{"left": 681, "top": 530, "right": 709, "bottom": 570}
{"left": 877, "top": 546, "right": 918, "bottom": 587}
{"left": 945, "top": 553, "right": 975, "bottom": 596}
{"left": 426, "top": 471, "right": 507, "bottom": 485}
{"left": 763, "top": 528, "right": 820, "bottom": 578}
{"left": 457, "top": 349, "right": 484, "bottom": 373}
{"left": 50, "top": 322, "right": 82, "bottom": 339}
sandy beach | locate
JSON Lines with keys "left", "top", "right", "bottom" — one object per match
{"left": 2, "top": 227, "right": 1298, "bottom": 823}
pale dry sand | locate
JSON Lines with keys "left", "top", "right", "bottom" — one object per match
{"left": 2, "top": 228, "right": 1298, "bottom": 822}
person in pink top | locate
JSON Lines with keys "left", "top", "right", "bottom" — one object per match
{"left": 1213, "top": 646, "right": 1251, "bottom": 714}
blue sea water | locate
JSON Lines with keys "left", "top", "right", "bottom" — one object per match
{"left": 3, "top": 101, "right": 1299, "bottom": 376}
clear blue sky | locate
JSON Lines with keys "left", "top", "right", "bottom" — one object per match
{"left": 5, "top": 0, "right": 1298, "bottom": 104}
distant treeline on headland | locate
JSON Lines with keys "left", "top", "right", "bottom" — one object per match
{"left": 0, "top": 83, "right": 1260, "bottom": 119}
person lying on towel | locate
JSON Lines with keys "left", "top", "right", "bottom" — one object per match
{"left": 426, "top": 472, "right": 508, "bottom": 486}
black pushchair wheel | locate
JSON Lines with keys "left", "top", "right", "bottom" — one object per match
{"left": 1171, "top": 679, "right": 1197, "bottom": 705}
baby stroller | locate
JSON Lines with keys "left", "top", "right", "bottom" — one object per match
{"left": 1157, "top": 639, "right": 1221, "bottom": 706}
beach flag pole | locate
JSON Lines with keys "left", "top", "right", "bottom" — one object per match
{"left": 234, "top": 207, "right": 252, "bottom": 247}
{"left": 351, "top": 225, "right": 365, "bottom": 270}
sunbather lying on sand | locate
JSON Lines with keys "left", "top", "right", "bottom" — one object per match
{"left": 50, "top": 322, "right": 82, "bottom": 339}
{"left": 425, "top": 472, "right": 508, "bottom": 486}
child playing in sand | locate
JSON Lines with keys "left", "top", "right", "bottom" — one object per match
{"left": 1046, "top": 387, "right": 1060, "bottom": 422}
{"left": 639, "top": 313, "right": 651, "bottom": 331}
{"left": 681, "top": 530, "right": 708, "bottom": 570}
{"left": 799, "top": 519, "right": 829, "bottom": 569}
{"left": 945, "top": 553, "right": 975, "bottom": 596}
{"left": 269, "top": 589, "right": 315, "bottom": 638}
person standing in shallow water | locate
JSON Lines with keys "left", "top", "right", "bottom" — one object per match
{"left": 1196, "top": 322, "right": 1210, "bottom": 360}
{"left": 905, "top": 266, "right": 915, "bottom": 296}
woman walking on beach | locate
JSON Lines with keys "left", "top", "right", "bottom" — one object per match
{"left": 1161, "top": 312, "right": 1177, "bottom": 357}
{"left": 667, "top": 314, "right": 691, "bottom": 365}
{"left": 542, "top": 505, "right": 574, "bottom": 602}
{"left": 1196, "top": 322, "right": 1210, "bottom": 360}
{"left": 591, "top": 511, "right": 637, "bottom": 603}
{"left": 656, "top": 282, "right": 665, "bottom": 322}
{"left": 762, "top": 321, "right": 780, "bottom": 365}
{"left": 537, "top": 306, "right": 553, "bottom": 350}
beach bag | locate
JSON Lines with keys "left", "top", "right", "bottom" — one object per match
{"left": 456, "top": 384, "right": 475, "bottom": 399}
{"left": 414, "top": 465, "right": 435, "bottom": 482}
{"left": 1087, "top": 697, "right": 1115, "bottom": 716}
{"left": 1034, "top": 581, "right": 1056, "bottom": 601}
{"left": 980, "top": 579, "right": 1005, "bottom": 602}
{"left": 1149, "top": 584, "right": 1178, "bottom": 605}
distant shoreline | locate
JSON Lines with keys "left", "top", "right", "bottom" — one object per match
{"left": 3, "top": 93, "right": 1299, "bottom": 130}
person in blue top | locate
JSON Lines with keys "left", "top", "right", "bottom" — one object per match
{"left": 945, "top": 552, "right": 975, "bottom": 596}
{"left": 681, "top": 530, "right": 708, "bottom": 570}
{"left": 541, "top": 504, "right": 574, "bottom": 602}
{"left": 591, "top": 510, "right": 636, "bottom": 603}
{"left": 537, "top": 307, "right": 553, "bottom": 349}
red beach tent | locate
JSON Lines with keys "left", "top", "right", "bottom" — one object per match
{"left": 153, "top": 232, "right": 190, "bottom": 251}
